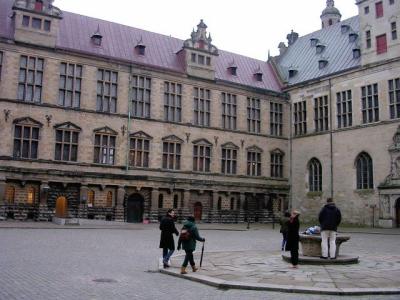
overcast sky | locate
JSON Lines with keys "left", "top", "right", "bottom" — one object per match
{"left": 54, "top": 0, "right": 358, "bottom": 61}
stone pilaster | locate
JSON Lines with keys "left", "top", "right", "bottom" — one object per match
{"left": 114, "top": 185, "right": 125, "bottom": 221}
{"left": 149, "top": 188, "right": 159, "bottom": 222}
{"left": 238, "top": 192, "right": 246, "bottom": 223}
{"left": 0, "top": 179, "right": 6, "bottom": 219}
{"left": 209, "top": 190, "right": 219, "bottom": 223}
{"left": 180, "top": 189, "right": 191, "bottom": 221}
{"left": 37, "top": 182, "right": 51, "bottom": 221}
{"left": 78, "top": 185, "right": 89, "bottom": 219}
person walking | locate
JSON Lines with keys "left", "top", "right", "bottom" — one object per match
{"left": 279, "top": 211, "right": 291, "bottom": 251}
{"left": 286, "top": 210, "right": 301, "bottom": 268}
{"left": 177, "top": 216, "right": 205, "bottom": 274}
{"left": 159, "top": 209, "right": 179, "bottom": 268}
{"left": 319, "top": 197, "right": 342, "bottom": 259}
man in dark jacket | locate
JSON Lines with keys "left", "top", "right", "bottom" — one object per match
{"left": 159, "top": 209, "right": 179, "bottom": 268}
{"left": 177, "top": 216, "right": 205, "bottom": 274}
{"left": 318, "top": 198, "right": 342, "bottom": 259}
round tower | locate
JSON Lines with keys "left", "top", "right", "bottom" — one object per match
{"left": 320, "top": 0, "right": 341, "bottom": 28}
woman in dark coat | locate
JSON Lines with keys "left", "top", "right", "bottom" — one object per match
{"left": 159, "top": 209, "right": 179, "bottom": 268}
{"left": 286, "top": 210, "right": 301, "bottom": 268}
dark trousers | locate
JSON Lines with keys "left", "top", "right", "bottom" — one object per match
{"left": 182, "top": 250, "right": 195, "bottom": 267}
{"left": 290, "top": 247, "right": 299, "bottom": 266}
{"left": 281, "top": 232, "right": 288, "bottom": 251}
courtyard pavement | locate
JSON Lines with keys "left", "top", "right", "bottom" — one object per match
{"left": 0, "top": 221, "right": 399, "bottom": 300}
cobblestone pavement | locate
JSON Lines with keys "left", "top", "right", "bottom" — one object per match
{"left": 0, "top": 221, "right": 399, "bottom": 300}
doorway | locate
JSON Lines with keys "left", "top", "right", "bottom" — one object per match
{"left": 127, "top": 193, "right": 144, "bottom": 223}
{"left": 194, "top": 202, "right": 202, "bottom": 221}
{"left": 396, "top": 198, "right": 400, "bottom": 228}
{"left": 55, "top": 196, "right": 68, "bottom": 218}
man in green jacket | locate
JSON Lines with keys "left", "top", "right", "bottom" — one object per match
{"left": 177, "top": 216, "right": 205, "bottom": 274}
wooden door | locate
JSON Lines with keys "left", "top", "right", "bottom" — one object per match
{"left": 396, "top": 199, "right": 400, "bottom": 228}
{"left": 55, "top": 196, "right": 67, "bottom": 218}
{"left": 194, "top": 202, "right": 202, "bottom": 221}
{"left": 127, "top": 194, "right": 144, "bottom": 223}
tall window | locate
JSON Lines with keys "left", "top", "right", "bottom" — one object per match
{"left": 222, "top": 92, "right": 237, "bottom": 130}
{"left": 0, "top": 51, "right": 3, "bottom": 80}
{"left": 158, "top": 194, "right": 163, "bottom": 208}
{"left": 308, "top": 158, "right": 322, "bottom": 192}
{"left": 106, "top": 191, "right": 113, "bottom": 207}
{"left": 173, "top": 195, "right": 179, "bottom": 209}
{"left": 94, "top": 133, "right": 116, "bottom": 165}
{"left": 87, "top": 190, "right": 95, "bottom": 206}
{"left": 247, "top": 147, "right": 262, "bottom": 176}
{"left": 271, "top": 150, "right": 284, "bottom": 178}
{"left": 193, "top": 87, "right": 211, "bottom": 126}
{"left": 337, "top": 90, "right": 353, "bottom": 128}
{"left": 59, "top": 63, "right": 82, "bottom": 108}
{"left": 270, "top": 102, "right": 283, "bottom": 136}
{"left": 96, "top": 69, "right": 118, "bottom": 113}
{"left": 131, "top": 75, "right": 151, "bottom": 118}
{"left": 6, "top": 186, "right": 15, "bottom": 204}
{"left": 356, "top": 152, "right": 374, "bottom": 189}
{"left": 18, "top": 56, "right": 44, "bottom": 102}
{"left": 294, "top": 101, "right": 307, "bottom": 136}
{"left": 389, "top": 78, "right": 400, "bottom": 119}
{"left": 221, "top": 143, "right": 238, "bottom": 175}
{"left": 314, "top": 96, "right": 329, "bottom": 132}
{"left": 27, "top": 187, "right": 35, "bottom": 204}
{"left": 375, "top": 1, "right": 383, "bottom": 18}
{"left": 13, "top": 122, "right": 40, "bottom": 159}
{"left": 164, "top": 81, "right": 182, "bottom": 122}
{"left": 247, "top": 97, "right": 261, "bottom": 133}
{"left": 193, "top": 141, "right": 212, "bottom": 172}
{"left": 392, "top": 22, "right": 397, "bottom": 40}
{"left": 162, "top": 137, "right": 182, "bottom": 170}
{"left": 361, "top": 84, "right": 379, "bottom": 123}
{"left": 55, "top": 128, "right": 79, "bottom": 162}
{"left": 129, "top": 135, "right": 150, "bottom": 168}
{"left": 376, "top": 34, "right": 387, "bottom": 54}
{"left": 366, "top": 30, "right": 371, "bottom": 49}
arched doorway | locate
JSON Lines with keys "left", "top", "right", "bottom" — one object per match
{"left": 396, "top": 198, "right": 400, "bottom": 228}
{"left": 194, "top": 202, "right": 202, "bottom": 221}
{"left": 127, "top": 193, "right": 144, "bottom": 223}
{"left": 55, "top": 196, "right": 68, "bottom": 218}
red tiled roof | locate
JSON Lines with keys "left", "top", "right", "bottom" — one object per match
{"left": 0, "top": 0, "right": 282, "bottom": 92}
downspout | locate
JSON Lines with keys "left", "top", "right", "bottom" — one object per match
{"left": 126, "top": 66, "right": 133, "bottom": 171}
{"left": 329, "top": 78, "right": 333, "bottom": 198}
{"left": 289, "top": 96, "right": 293, "bottom": 211}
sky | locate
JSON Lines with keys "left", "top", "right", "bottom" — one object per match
{"left": 54, "top": 0, "right": 358, "bottom": 61}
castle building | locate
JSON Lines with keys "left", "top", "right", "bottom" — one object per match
{"left": 0, "top": 0, "right": 399, "bottom": 227}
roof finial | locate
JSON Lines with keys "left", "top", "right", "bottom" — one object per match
{"left": 327, "top": 0, "right": 334, "bottom": 8}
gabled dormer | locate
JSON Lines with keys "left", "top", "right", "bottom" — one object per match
{"left": 12, "top": 0, "right": 62, "bottom": 48}
{"left": 182, "top": 19, "right": 219, "bottom": 80}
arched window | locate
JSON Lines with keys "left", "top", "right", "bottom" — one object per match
{"left": 87, "top": 190, "right": 95, "bottom": 206}
{"left": 27, "top": 187, "right": 35, "bottom": 204}
{"left": 6, "top": 186, "right": 15, "bottom": 204}
{"left": 308, "top": 158, "right": 322, "bottom": 192}
{"left": 106, "top": 191, "right": 113, "bottom": 207}
{"left": 158, "top": 194, "right": 164, "bottom": 209}
{"left": 217, "top": 197, "right": 222, "bottom": 210}
{"left": 173, "top": 195, "right": 178, "bottom": 209}
{"left": 356, "top": 152, "right": 374, "bottom": 189}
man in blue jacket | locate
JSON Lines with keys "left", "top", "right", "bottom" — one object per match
{"left": 319, "top": 197, "right": 342, "bottom": 259}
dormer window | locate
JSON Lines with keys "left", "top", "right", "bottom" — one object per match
{"left": 228, "top": 66, "right": 237, "bottom": 76}
{"left": 353, "top": 48, "right": 361, "bottom": 59}
{"left": 135, "top": 44, "right": 146, "bottom": 55}
{"left": 318, "top": 59, "right": 328, "bottom": 69}
{"left": 34, "top": 0, "right": 43, "bottom": 12}
{"left": 32, "top": 18, "right": 41, "bottom": 29}
{"left": 349, "top": 33, "right": 358, "bottom": 43}
{"left": 316, "top": 44, "right": 325, "bottom": 54}
{"left": 255, "top": 72, "right": 263, "bottom": 82}
{"left": 22, "top": 15, "right": 29, "bottom": 27}
{"left": 288, "top": 69, "right": 298, "bottom": 78}
{"left": 310, "top": 38, "right": 319, "bottom": 47}
{"left": 341, "top": 24, "right": 350, "bottom": 34}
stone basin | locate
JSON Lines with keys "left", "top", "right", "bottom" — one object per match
{"left": 299, "top": 233, "right": 350, "bottom": 257}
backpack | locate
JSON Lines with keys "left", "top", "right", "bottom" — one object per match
{"left": 179, "top": 227, "right": 192, "bottom": 241}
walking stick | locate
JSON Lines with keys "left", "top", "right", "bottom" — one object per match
{"left": 200, "top": 241, "right": 205, "bottom": 267}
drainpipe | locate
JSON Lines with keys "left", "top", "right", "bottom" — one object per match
{"left": 329, "top": 78, "right": 334, "bottom": 198}
{"left": 126, "top": 66, "right": 133, "bottom": 171}
{"left": 289, "top": 97, "right": 293, "bottom": 211}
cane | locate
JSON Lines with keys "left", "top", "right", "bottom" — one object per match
{"left": 199, "top": 241, "right": 205, "bottom": 267}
